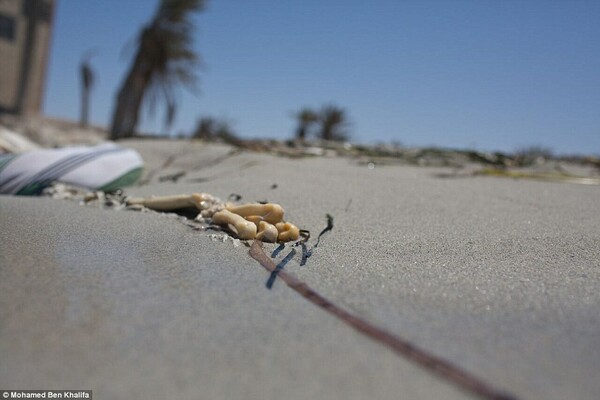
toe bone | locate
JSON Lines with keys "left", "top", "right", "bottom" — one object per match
{"left": 212, "top": 209, "right": 257, "bottom": 240}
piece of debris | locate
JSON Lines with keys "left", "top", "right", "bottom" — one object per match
{"left": 127, "top": 192, "right": 301, "bottom": 243}
{"left": 158, "top": 171, "right": 186, "bottom": 182}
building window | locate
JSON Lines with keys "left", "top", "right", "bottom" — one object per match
{"left": 23, "top": 0, "right": 52, "bottom": 22}
{"left": 0, "top": 14, "right": 16, "bottom": 41}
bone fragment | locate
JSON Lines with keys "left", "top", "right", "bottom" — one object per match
{"left": 255, "top": 221, "right": 279, "bottom": 242}
{"left": 127, "top": 193, "right": 215, "bottom": 211}
{"left": 212, "top": 209, "right": 257, "bottom": 240}
{"left": 199, "top": 204, "right": 224, "bottom": 219}
{"left": 190, "top": 192, "right": 217, "bottom": 209}
{"left": 226, "top": 203, "right": 284, "bottom": 224}
{"left": 275, "top": 222, "right": 300, "bottom": 242}
{"left": 243, "top": 215, "right": 263, "bottom": 226}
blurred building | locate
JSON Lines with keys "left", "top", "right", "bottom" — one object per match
{"left": 0, "top": 0, "right": 55, "bottom": 116}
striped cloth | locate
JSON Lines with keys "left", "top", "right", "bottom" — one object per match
{"left": 0, "top": 143, "right": 144, "bottom": 195}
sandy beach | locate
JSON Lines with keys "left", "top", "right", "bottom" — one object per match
{"left": 1, "top": 139, "right": 599, "bottom": 400}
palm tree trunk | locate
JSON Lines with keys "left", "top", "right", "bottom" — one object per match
{"left": 296, "top": 125, "right": 306, "bottom": 140}
{"left": 80, "top": 61, "right": 93, "bottom": 127}
{"left": 321, "top": 126, "right": 332, "bottom": 141}
{"left": 80, "top": 87, "right": 89, "bottom": 127}
{"left": 110, "top": 65, "right": 148, "bottom": 140}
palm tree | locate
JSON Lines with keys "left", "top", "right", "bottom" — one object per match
{"left": 192, "top": 116, "right": 239, "bottom": 144}
{"left": 319, "top": 104, "right": 350, "bottom": 141}
{"left": 110, "top": 0, "right": 205, "bottom": 140}
{"left": 192, "top": 116, "right": 217, "bottom": 139}
{"left": 79, "top": 50, "right": 96, "bottom": 127}
{"left": 293, "top": 108, "right": 318, "bottom": 141}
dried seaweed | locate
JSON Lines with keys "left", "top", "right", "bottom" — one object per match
{"left": 315, "top": 213, "right": 333, "bottom": 248}
{"left": 299, "top": 242, "right": 311, "bottom": 266}
{"left": 158, "top": 171, "right": 186, "bottom": 182}
{"left": 228, "top": 193, "right": 242, "bottom": 201}
{"left": 293, "top": 214, "right": 333, "bottom": 266}
{"left": 271, "top": 243, "right": 285, "bottom": 258}
{"left": 266, "top": 248, "right": 297, "bottom": 289}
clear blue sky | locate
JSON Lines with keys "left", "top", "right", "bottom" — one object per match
{"left": 45, "top": 0, "right": 600, "bottom": 155}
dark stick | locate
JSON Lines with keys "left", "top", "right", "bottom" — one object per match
{"left": 249, "top": 240, "right": 518, "bottom": 400}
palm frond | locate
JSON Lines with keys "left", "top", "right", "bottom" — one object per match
{"left": 110, "top": 0, "right": 206, "bottom": 139}
{"left": 319, "top": 104, "right": 350, "bottom": 141}
{"left": 137, "top": 0, "right": 204, "bottom": 124}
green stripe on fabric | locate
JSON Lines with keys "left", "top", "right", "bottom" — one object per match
{"left": 0, "top": 154, "right": 17, "bottom": 171}
{"left": 16, "top": 182, "right": 48, "bottom": 196}
{"left": 98, "top": 167, "right": 143, "bottom": 192}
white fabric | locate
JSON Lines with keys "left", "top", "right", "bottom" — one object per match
{"left": 0, "top": 143, "right": 143, "bottom": 195}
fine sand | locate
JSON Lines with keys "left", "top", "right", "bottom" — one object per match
{"left": 1, "top": 139, "right": 599, "bottom": 400}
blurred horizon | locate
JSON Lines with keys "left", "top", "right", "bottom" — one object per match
{"left": 45, "top": 0, "right": 600, "bottom": 155}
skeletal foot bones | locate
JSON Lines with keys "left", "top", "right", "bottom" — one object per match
{"left": 126, "top": 192, "right": 299, "bottom": 243}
